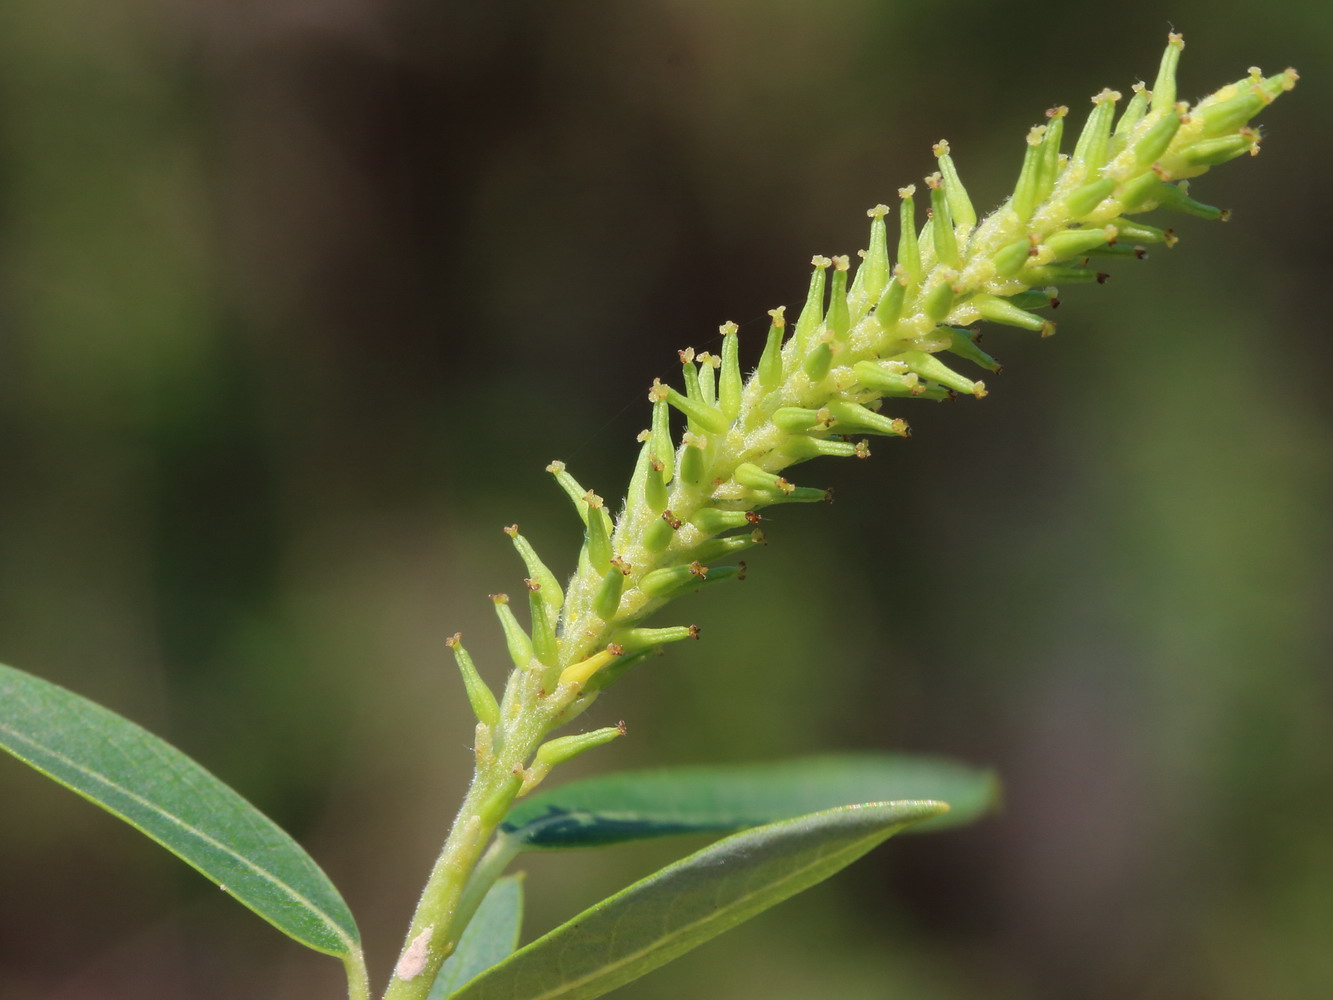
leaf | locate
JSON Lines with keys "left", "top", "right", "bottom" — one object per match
{"left": 502, "top": 753, "right": 996, "bottom": 850}
{"left": 452, "top": 800, "right": 946, "bottom": 1000}
{"left": 0, "top": 662, "right": 360, "bottom": 960}
{"left": 429, "top": 876, "right": 524, "bottom": 999}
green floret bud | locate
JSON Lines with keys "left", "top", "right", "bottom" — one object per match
{"left": 757, "top": 307, "right": 787, "bottom": 390}
{"left": 896, "top": 186, "right": 921, "bottom": 283}
{"left": 933, "top": 140, "right": 977, "bottom": 231}
{"left": 445, "top": 633, "right": 500, "bottom": 729}
{"left": 1150, "top": 32, "right": 1185, "bottom": 112}
{"left": 825, "top": 399, "right": 910, "bottom": 437}
{"left": 490, "top": 593, "right": 534, "bottom": 669}
{"left": 503, "top": 524, "right": 563, "bottom": 612}
{"left": 826, "top": 256, "right": 851, "bottom": 339}
{"left": 943, "top": 328, "right": 1002, "bottom": 373}
{"left": 793, "top": 256, "right": 831, "bottom": 349}
{"left": 611, "top": 624, "right": 700, "bottom": 654}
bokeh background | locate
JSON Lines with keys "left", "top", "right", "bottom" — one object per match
{"left": 0, "top": 2, "right": 1329, "bottom": 998}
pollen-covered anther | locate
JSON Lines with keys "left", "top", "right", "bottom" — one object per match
{"left": 648, "top": 379, "right": 669, "bottom": 403}
{"left": 832, "top": 255, "right": 850, "bottom": 271}
{"left": 971, "top": 383, "right": 989, "bottom": 399}
{"left": 776, "top": 477, "right": 794, "bottom": 495}
{"left": 696, "top": 351, "right": 720, "bottom": 369}
{"left": 610, "top": 556, "right": 632, "bottom": 576}
{"left": 678, "top": 347, "right": 696, "bottom": 365}
{"left": 854, "top": 440, "right": 872, "bottom": 459}
{"left": 1040, "top": 321, "right": 1056, "bottom": 338}
{"left": 524, "top": 578, "right": 541, "bottom": 592}
{"left": 1026, "top": 124, "right": 1047, "bottom": 146}
{"left": 924, "top": 171, "right": 942, "bottom": 190}
{"left": 445, "top": 632, "right": 462, "bottom": 648}
{"left": 767, "top": 306, "right": 787, "bottom": 325}
{"left": 607, "top": 643, "right": 625, "bottom": 656}
{"left": 719, "top": 321, "right": 739, "bottom": 337}
{"left": 616, "top": 720, "right": 628, "bottom": 736}
{"left": 898, "top": 184, "right": 915, "bottom": 200}
{"left": 688, "top": 561, "right": 708, "bottom": 580}
{"left": 1164, "top": 229, "right": 1179, "bottom": 248}
{"left": 545, "top": 460, "right": 565, "bottom": 474}
{"left": 867, "top": 203, "right": 891, "bottom": 219}
{"left": 811, "top": 255, "right": 832, "bottom": 268}
{"left": 662, "top": 509, "right": 683, "bottom": 530}
{"left": 745, "top": 511, "right": 762, "bottom": 524}
{"left": 1093, "top": 88, "right": 1122, "bottom": 105}
{"left": 636, "top": 429, "right": 651, "bottom": 443}
{"left": 503, "top": 524, "right": 518, "bottom": 537}
{"left": 650, "top": 457, "right": 665, "bottom": 473}
{"left": 688, "top": 624, "right": 701, "bottom": 639}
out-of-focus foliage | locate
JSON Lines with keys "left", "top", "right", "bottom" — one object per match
{"left": 0, "top": 2, "right": 1327, "bottom": 998}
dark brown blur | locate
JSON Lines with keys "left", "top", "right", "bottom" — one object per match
{"left": 0, "top": 2, "right": 1329, "bottom": 998}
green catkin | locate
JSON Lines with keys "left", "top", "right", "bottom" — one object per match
{"left": 391, "top": 39, "right": 1297, "bottom": 997}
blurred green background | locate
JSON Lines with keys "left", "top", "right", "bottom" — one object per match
{"left": 0, "top": 1, "right": 1328, "bottom": 997}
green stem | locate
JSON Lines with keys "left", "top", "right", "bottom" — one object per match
{"left": 343, "top": 950, "right": 372, "bottom": 1000}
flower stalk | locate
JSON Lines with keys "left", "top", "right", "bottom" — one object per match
{"left": 381, "top": 36, "right": 1296, "bottom": 999}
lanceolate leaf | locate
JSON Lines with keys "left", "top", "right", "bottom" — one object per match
{"left": 451, "top": 801, "right": 946, "bottom": 1000}
{"left": 429, "top": 876, "right": 524, "bottom": 1000}
{"left": 502, "top": 753, "right": 996, "bottom": 850}
{"left": 0, "top": 662, "right": 361, "bottom": 961}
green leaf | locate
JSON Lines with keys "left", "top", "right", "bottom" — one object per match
{"left": 502, "top": 753, "right": 996, "bottom": 850}
{"left": 452, "top": 800, "right": 945, "bottom": 1000}
{"left": 0, "top": 662, "right": 361, "bottom": 960}
{"left": 429, "top": 875, "right": 525, "bottom": 999}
